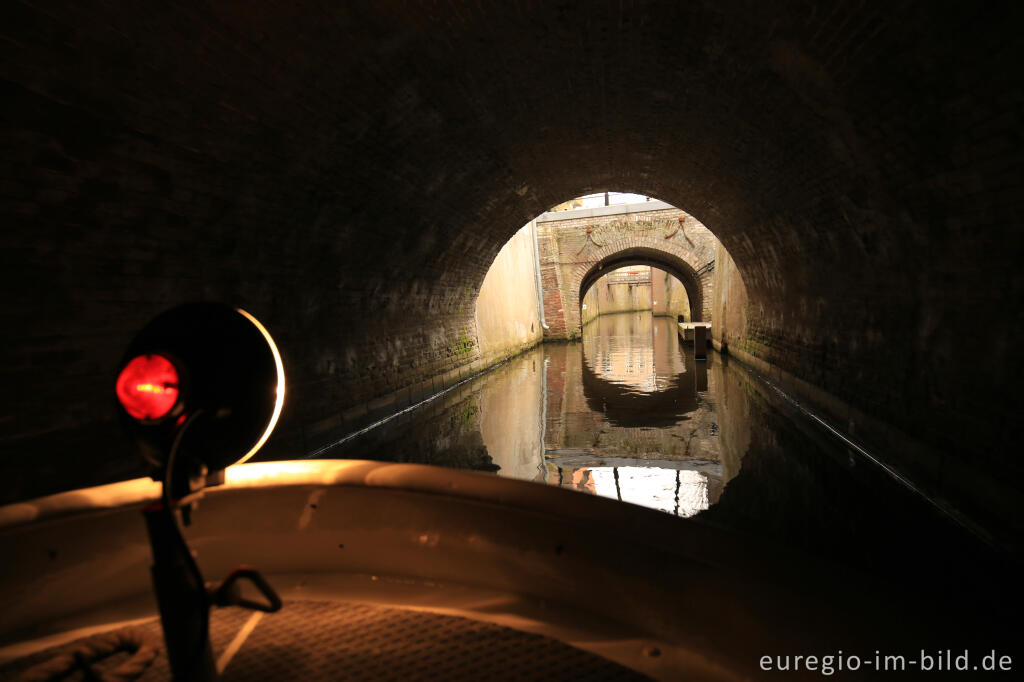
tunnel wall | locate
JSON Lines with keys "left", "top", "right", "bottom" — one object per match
{"left": 1, "top": 1, "right": 1022, "bottom": 542}
{"left": 711, "top": 244, "right": 750, "bottom": 355}
{"left": 0, "top": 73, "right": 506, "bottom": 499}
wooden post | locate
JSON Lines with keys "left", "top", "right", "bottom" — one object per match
{"left": 694, "top": 325, "right": 707, "bottom": 361}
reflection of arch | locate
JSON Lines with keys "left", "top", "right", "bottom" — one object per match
{"left": 580, "top": 316, "right": 701, "bottom": 428}
{"left": 571, "top": 237, "right": 713, "bottom": 337}
{"left": 581, "top": 354, "right": 697, "bottom": 428}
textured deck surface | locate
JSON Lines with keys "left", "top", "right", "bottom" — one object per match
{"left": 2, "top": 601, "right": 649, "bottom": 681}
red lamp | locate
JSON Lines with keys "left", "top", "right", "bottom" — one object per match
{"left": 115, "top": 302, "right": 285, "bottom": 473}
{"left": 115, "top": 354, "right": 182, "bottom": 421}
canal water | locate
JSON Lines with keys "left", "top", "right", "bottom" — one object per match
{"left": 318, "top": 313, "right": 727, "bottom": 517}
{"left": 311, "top": 311, "right": 1015, "bottom": 607}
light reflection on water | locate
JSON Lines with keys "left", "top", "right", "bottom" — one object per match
{"left": 551, "top": 465, "right": 710, "bottom": 518}
{"left": 323, "top": 311, "right": 729, "bottom": 517}
{"left": 585, "top": 311, "right": 682, "bottom": 393}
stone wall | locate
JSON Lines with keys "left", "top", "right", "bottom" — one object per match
{"left": 581, "top": 267, "right": 652, "bottom": 323}
{"left": 710, "top": 244, "right": 749, "bottom": 354}
{"left": 580, "top": 286, "right": 601, "bottom": 326}
{"left": 652, "top": 269, "right": 691, "bottom": 321}
{"left": 475, "top": 222, "right": 543, "bottom": 365}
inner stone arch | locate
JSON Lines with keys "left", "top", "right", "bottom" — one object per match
{"left": 577, "top": 249, "right": 707, "bottom": 324}
{"left": 534, "top": 200, "right": 718, "bottom": 339}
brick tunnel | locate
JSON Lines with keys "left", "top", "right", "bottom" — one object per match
{"left": 2, "top": 1, "right": 1022, "bottom": 547}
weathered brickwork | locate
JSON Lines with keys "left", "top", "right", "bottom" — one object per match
{"left": 536, "top": 231, "right": 568, "bottom": 338}
{"left": 537, "top": 207, "right": 717, "bottom": 339}
{"left": 1, "top": 1, "right": 1022, "bottom": 540}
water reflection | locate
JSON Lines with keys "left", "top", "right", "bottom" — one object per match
{"left": 546, "top": 313, "right": 723, "bottom": 515}
{"left": 585, "top": 312, "right": 683, "bottom": 392}
{"left": 552, "top": 465, "right": 710, "bottom": 518}
{"left": 323, "top": 312, "right": 730, "bottom": 518}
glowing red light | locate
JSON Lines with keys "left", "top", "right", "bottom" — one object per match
{"left": 116, "top": 354, "right": 180, "bottom": 420}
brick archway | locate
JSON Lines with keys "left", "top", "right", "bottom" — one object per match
{"left": 566, "top": 237, "right": 714, "bottom": 337}
{"left": 535, "top": 206, "right": 717, "bottom": 340}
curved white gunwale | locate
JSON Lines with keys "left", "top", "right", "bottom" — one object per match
{"left": 0, "top": 460, "right": 912, "bottom": 681}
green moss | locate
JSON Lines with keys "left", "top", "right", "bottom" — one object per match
{"left": 457, "top": 401, "right": 479, "bottom": 431}
{"left": 449, "top": 334, "right": 475, "bottom": 356}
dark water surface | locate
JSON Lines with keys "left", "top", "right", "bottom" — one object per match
{"left": 307, "top": 312, "right": 1019, "bottom": 621}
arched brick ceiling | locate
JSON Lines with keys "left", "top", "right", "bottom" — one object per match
{"left": 2, "top": 1, "right": 1021, "bottom": 514}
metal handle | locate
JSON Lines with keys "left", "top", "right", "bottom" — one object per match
{"left": 209, "top": 566, "right": 283, "bottom": 613}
